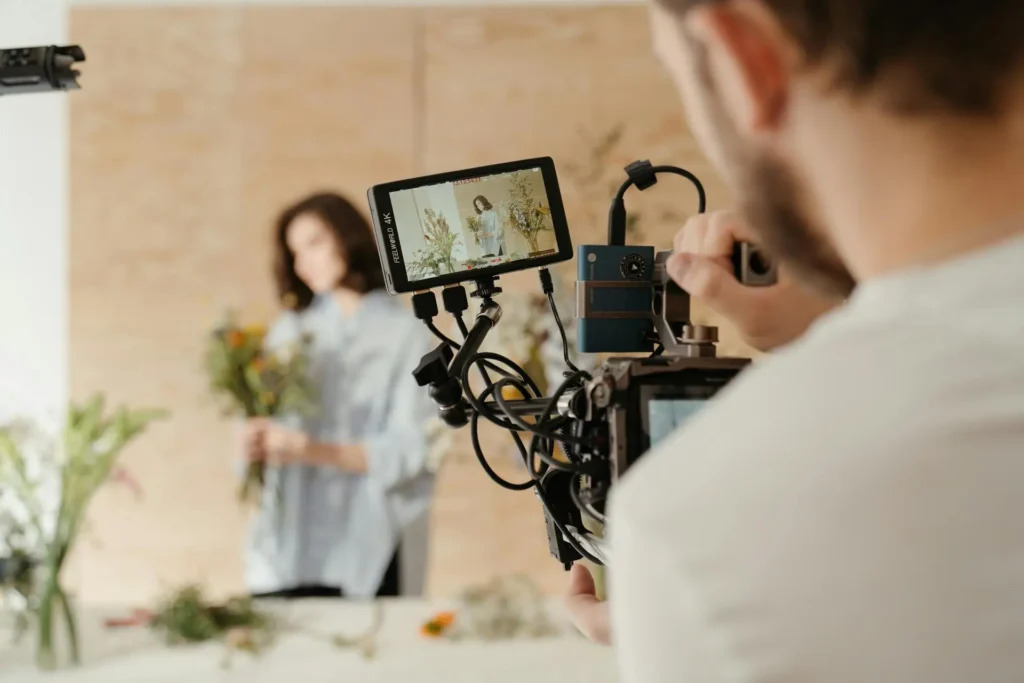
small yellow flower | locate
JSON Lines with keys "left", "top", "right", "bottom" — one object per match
{"left": 244, "top": 324, "right": 267, "bottom": 339}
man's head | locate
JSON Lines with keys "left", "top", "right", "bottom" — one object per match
{"left": 650, "top": 0, "right": 1024, "bottom": 296}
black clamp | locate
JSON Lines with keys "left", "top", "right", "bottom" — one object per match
{"left": 625, "top": 159, "right": 658, "bottom": 191}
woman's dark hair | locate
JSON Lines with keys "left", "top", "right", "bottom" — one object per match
{"left": 273, "top": 191, "right": 386, "bottom": 311}
{"left": 473, "top": 195, "right": 493, "bottom": 214}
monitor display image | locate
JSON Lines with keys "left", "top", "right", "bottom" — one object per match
{"left": 388, "top": 166, "right": 558, "bottom": 283}
{"left": 646, "top": 398, "right": 707, "bottom": 448}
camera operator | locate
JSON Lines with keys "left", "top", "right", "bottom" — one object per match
{"left": 566, "top": 1, "right": 1024, "bottom": 681}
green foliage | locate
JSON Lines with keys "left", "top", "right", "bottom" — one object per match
{"left": 0, "top": 395, "right": 166, "bottom": 669}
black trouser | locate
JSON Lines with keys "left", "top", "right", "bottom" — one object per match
{"left": 252, "top": 549, "right": 401, "bottom": 599}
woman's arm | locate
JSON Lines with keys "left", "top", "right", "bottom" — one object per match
{"left": 256, "top": 424, "right": 368, "bottom": 473}
{"left": 361, "top": 327, "right": 438, "bottom": 493}
{"left": 252, "top": 324, "right": 436, "bottom": 485}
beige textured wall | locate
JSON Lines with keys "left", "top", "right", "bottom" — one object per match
{"left": 68, "top": 4, "right": 747, "bottom": 606}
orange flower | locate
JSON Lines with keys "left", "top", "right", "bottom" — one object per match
{"left": 419, "top": 611, "right": 455, "bottom": 638}
{"left": 226, "top": 330, "right": 245, "bottom": 348}
{"left": 249, "top": 357, "right": 265, "bottom": 373}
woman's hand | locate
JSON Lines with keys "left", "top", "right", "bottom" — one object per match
{"left": 666, "top": 210, "right": 843, "bottom": 352}
{"left": 241, "top": 418, "right": 268, "bottom": 463}
{"left": 245, "top": 418, "right": 310, "bottom": 466}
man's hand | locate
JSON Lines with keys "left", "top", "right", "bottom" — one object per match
{"left": 666, "top": 210, "right": 842, "bottom": 352}
{"left": 564, "top": 563, "right": 611, "bottom": 646}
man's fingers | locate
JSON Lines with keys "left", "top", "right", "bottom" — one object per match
{"left": 703, "top": 210, "right": 752, "bottom": 256}
{"left": 564, "top": 564, "right": 611, "bottom": 645}
{"left": 567, "top": 562, "right": 596, "bottom": 598}
{"left": 667, "top": 253, "right": 754, "bottom": 316}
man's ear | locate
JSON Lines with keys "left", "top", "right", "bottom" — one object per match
{"left": 686, "top": 1, "right": 791, "bottom": 135}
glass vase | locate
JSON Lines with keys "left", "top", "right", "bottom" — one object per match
{"left": 35, "top": 560, "right": 79, "bottom": 670}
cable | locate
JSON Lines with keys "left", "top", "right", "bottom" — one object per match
{"left": 470, "top": 377, "right": 543, "bottom": 490}
{"left": 460, "top": 352, "right": 543, "bottom": 431}
{"left": 538, "top": 269, "right": 580, "bottom": 375}
{"left": 608, "top": 163, "right": 707, "bottom": 246}
{"left": 454, "top": 314, "right": 471, "bottom": 339}
{"left": 470, "top": 408, "right": 535, "bottom": 491}
{"left": 493, "top": 377, "right": 588, "bottom": 448}
{"left": 425, "top": 321, "right": 460, "bottom": 349}
{"left": 571, "top": 475, "right": 607, "bottom": 525}
{"left": 534, "top": 481, "right": 603, "bottom": 565}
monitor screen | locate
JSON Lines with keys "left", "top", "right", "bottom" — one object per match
{"left": 646, "top": 398, "right": 707, "bottom": 448}
{"left": 388, "top": 166, "right": 559, "bottom": 284}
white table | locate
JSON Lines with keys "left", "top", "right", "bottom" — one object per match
{"left": 0, "top": 599, "right": 618, "bottom": 682}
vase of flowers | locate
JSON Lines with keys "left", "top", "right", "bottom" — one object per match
{"left": 0, "top": 396, "right": 166, "bottom": 669}
{"left": 205, "top": 312, "right": 316, "bottom": 505}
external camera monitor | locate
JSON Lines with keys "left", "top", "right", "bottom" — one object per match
{"left": 367, "top": 157, "right": 573, "bottom": 294}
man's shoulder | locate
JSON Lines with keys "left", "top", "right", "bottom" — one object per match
{"left": 612, "top": 305, "right": 1021, "bottom": 526}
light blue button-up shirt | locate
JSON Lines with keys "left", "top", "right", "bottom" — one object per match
{"left": 245, "top": 291, "right": 437, "bottom": 598}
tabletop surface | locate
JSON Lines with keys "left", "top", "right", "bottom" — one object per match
{"left": 0, "top": 598, "right": 619, "bottom": 683}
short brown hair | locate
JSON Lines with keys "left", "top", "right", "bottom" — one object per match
{"left": 658, "top": 0, "right": 1024, "bottom": 117}
{"left": 273, "top": 191, "right": 386, "bottom": 312}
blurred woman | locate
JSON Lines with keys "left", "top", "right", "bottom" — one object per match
{"left": 242, "top": 191, "right": 436, "bottom": 599}
{"left": 473, "top": 195, "right": 504, "bottom": 257}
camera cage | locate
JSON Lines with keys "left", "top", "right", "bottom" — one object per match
{"left": 409, "top": 160, "right": 770, "bottom": 570}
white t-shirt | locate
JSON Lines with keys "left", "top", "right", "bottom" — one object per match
{"left": 609, "top": 232, "right": 1024, "bottom": 683}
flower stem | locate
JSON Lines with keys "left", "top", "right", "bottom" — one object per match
{"left": 56, "top": 585, "right": 80, "bottom": 665}
{"left": 36, "top": 574, "right": 57, "bottom": 670}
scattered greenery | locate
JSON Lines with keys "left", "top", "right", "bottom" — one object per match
{"left": 150, "top": 584, "right": 384, "bottom": 666}
{"left": 421, "top": 575, "right": 555, "bottom": 642}
{"left": 151, "top": 585, "right": 276, "bottom": 649}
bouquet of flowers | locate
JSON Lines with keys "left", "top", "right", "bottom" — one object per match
{"left": 504, "top": 171, "right": 554, "bottom": 254}
{"left": 205, "top": 312, "right": 316, "bottom": 505}
{"left": 0, "top": 395, "right": 166, "bottom": 669}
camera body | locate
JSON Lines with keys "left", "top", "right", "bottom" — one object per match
{"left": 576, "top": 244, "right": 657, "bottom": 354}
{"left": 577, "top": 242, "right": 776, "bottom": 355}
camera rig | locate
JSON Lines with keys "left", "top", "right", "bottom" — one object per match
{"left": 0, "top": 45, "right": 85, "bottom": 97}
{"left": 411, "top": 160, "right": 776, "bottom": 569}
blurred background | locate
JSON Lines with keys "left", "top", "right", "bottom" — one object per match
{"left": 2, "top": 0, "right": 751, "bottom": 610}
